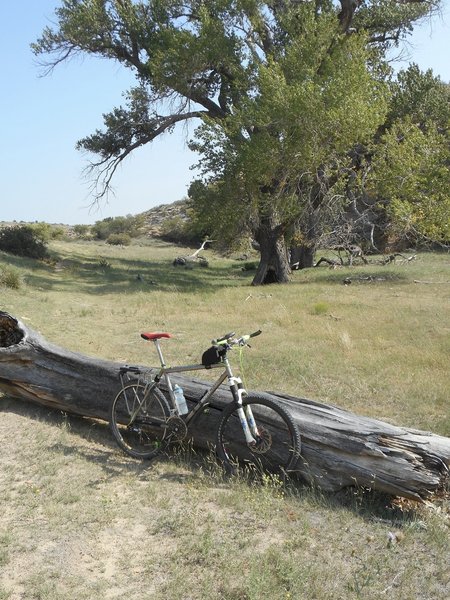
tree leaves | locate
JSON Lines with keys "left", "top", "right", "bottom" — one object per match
{"left": 32, "top": 0, "right": 446, "bottom": 254}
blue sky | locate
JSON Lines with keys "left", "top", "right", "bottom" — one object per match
{"left": 1, "top": 1, "right": 449, "bottom": 225}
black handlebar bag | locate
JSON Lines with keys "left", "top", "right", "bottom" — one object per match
{"left": 201, "top": 345, "right": 226, "bottom": 368}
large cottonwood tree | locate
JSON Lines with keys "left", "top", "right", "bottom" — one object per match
{"left": 33, "top": 0, "right": 441, "bottom": 283}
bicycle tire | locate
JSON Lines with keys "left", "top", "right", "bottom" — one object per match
{"left": 109, "top": 383, "right": 171, "bottom": 459}
{"left": 215, "top": 394, "right": 301, "bottom": 475}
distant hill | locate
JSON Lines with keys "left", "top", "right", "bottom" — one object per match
{"left": 0, "top": 199, "right": 190, "bottom": 237}
{"left": 138, "top": 199, "right": 190, "bottom": 237}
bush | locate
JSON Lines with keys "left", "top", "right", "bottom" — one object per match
{"left": 106, "top": 233, "right": 131, "bottom": 246}
{"left": 27, "top": 222, "right": 66, "bottom": 242}
{"left": 0, "top": 265, "right": 21, "bottom": 289}
{"left": 49, "top": 225, "right": 65, "bottom": 240}
{"left": 0, "top": 226, "right": 48, "bottom": 259}
{"left": 159, "top": 213, "right": 206, "bottom": 245}
{"left": 92, "top": 215, "right": 143, "bottom": 240}
{"left": 73, "top": 224, "right": 91, "bottom": 238}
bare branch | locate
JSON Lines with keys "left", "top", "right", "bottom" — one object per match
{"left": 83, "top": 110, "right": 207, "bottom": 203}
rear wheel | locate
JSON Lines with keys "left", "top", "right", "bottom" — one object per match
{"left": 215, "top": 394, "right": 301, "bottom": 476}
{"left": 109, "top": 383, "right": 170, "bottom": 459}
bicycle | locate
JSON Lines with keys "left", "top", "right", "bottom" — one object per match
{"left": 109, "top": 330, "right": 301, "bottom": 475}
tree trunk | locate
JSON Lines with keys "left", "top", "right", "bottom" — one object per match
{"left": 290, "top": 203, "right": 319, "bottom": 270}
{"left": 290, "top": 244, "right": 315, "bottom": 269}
{"left": 252, "top": 218, "right": 291, "bottom": 285}
{"left": 0, "top": 312, "right": 449, "bottom": 501}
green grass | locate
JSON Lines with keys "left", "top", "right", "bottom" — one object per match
{"left": 0, "top": 239, "right": 449, "bottom": 599}
{"left": 4, "top": 239, "right": 447, "bottom": 433}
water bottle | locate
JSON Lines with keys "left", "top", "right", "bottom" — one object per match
{"left": 173, "top": 384, "right": 188, "bottom": 415}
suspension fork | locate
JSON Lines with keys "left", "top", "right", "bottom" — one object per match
{"left": 226, "top": 360, "right": 259, "bottom": 445}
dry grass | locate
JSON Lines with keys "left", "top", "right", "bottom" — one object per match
{"left": 3, "top": 239, "right": 447, "bottom": 433}
{"left": 0, "top": 240, "right": 449, "bottom": 599}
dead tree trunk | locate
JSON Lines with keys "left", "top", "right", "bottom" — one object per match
{"left": 173, "top": 239, "right": 213, "bottom": 267}
{"left": 0, "top": 311, "right": 448, "bottom": 501}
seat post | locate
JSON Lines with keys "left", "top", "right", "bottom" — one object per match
{"left": 153, "top": 339, "right": 166, "bottom": 367}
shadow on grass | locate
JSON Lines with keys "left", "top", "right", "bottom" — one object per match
{"left": 0, "top": 394, "right": 160, "bottom": 481}
{"left": 0, "top": 394, "right": 424, "bottom": 524}
{"left": 3, "top": 247, "right": 416, "bottom": 297}
{"left": 12, "top": 251, "right": 254, "bottom": 295}
{"left": 293, "top": 265, "right": 410, "bottom": 286}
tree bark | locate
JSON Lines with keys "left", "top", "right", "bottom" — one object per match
{"left": 0, "top": 312, "right": 448, "bottom": 501}
{"left": 290, "top": 200, "right": 319, "bottom": 270}
{"left": 290, "top": 244, "right": 315, "bottom": 269}
{"left": 252, "top": 218, "right": 291, "bottom": 285}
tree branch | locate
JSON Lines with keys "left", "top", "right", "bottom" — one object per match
{"left": 84, "top": 110, "right": 207, "bottom": 202}
{"left": 338, "top": 0, "right": 363, "bottom": 33}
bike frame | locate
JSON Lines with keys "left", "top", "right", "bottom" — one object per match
{"left": 144, "top": 338, "right": 258, "bottom": 445}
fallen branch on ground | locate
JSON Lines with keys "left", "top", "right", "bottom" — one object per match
{"left": 173, "top": 239, "right": 214, "bottom": 267}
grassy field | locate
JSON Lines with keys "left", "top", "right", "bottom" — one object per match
{"left": 0, "top": 239, "right": 449, "bottom": 599}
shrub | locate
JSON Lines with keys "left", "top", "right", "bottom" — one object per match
{"left": 27, "top": 222, "right": 65, "bottom": 242}
{"left": 28, "top": 221, "right": 52, "bottom": 242}
{"left": 160, "top": 216, "right": 187, "bottom": 241}
{"left": 92, "top": 215, "right": 143, "bottom": 240}
{"left": 159, "top": 213, "right": 206, "bottom": 245}
{"left": 49, "top": 225, "right": 65, "bottom": 240}
{"left": 73, "top": 224, "right": 91, "bottom": 238}
{"left": 0, "top": 226, "right": 48, "bottom": 259}
{"left": 106, "top": 233, "right": 131, "bottom": 246}
{"left": 0, "top": 265, "right": 21, "bottom": 289}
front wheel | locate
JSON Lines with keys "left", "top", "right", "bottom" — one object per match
{"left": 215, "top": 394, "right": 301, "bottom": 476}
{"left": 109, "top": 383, "right": 171, "bottom": 459}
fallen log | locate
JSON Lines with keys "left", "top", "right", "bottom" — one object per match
{"left": 0, "top": 311, "right": 448, "bottom": 501}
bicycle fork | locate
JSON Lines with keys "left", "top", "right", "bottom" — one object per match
{"left": 228, "top": 376, "right": 259, "bottom": 446}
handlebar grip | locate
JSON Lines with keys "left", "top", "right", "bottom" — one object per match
{"left": 250, "top": 329, "right": 262, "bottom": 338}
{"left": 213, "top": 331, "right": 235, "bottom": 344}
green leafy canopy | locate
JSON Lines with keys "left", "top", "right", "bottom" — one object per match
{"left": 32, "top": 1, "right": 446, "bottom": 276}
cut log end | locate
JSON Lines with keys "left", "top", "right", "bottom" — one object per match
{"left": 0, "top": 313, "right": 23, "bottom": 347}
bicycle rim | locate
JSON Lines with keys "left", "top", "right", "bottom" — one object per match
{"left": 110, "top": 383, "right": 170, "bottom": 459}
{"left": 216, "top": 394, "right": 301, "bottom": 476}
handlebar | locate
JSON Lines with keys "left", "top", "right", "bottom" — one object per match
{"left": 212, "top": 329, "right": 262, "bottom": 347}
{"left": 213, "top": 332, "right": 236, "bottom": 344}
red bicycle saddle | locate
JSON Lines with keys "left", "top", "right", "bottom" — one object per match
{"left": 141, "top": 332, "right": 172, "bottom": 341}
